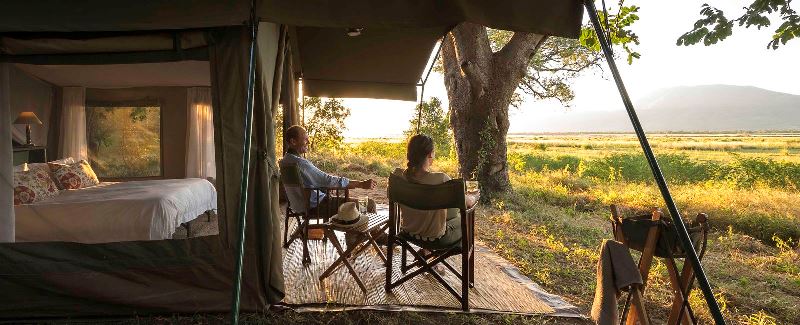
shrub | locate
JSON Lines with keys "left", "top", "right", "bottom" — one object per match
{"left": 304, "top": 97, "right": 351, "bottom": 152}
{"left": 403, "top": 97, "right": 453, "bottom": 158}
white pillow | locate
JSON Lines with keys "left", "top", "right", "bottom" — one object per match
{"left": 13, "top": 158, "right": 73, "bottom": 173}
{"left": 49, "top": 157, "right": 75, "bottom": 165}
{"left": 26, "top": 163, "right": 49, "bottom": 173}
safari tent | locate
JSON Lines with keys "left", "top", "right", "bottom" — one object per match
{"left": 0, "top": 0, "right": 598, "bottom": 319}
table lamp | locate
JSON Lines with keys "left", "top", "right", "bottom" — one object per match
{"left": 13, "top": 111, "right": 43, "bottom": 146}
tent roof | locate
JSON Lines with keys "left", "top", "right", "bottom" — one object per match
{"left": 0, "top": 1, "right": 583, "bottom": 38}
{"left": 14, "top": 62, "right": 210, "bottom": 88}
{"left": 0, "top": 0, "right": 584, "bottom": 101}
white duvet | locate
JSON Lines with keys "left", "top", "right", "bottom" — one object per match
{"left": 14, "top": 178, "right": 217, "bottom": 243}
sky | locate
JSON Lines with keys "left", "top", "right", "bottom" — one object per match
{"left": 334, "top": 1, "right": 800, "bottom": 138}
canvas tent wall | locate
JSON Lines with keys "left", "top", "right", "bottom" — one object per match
{"left": 0, "top": 0, "right": 584, "bottom": 318}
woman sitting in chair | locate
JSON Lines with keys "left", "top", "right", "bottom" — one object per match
{"left": 392, "top": 134, "right": 479, "bottom": 247}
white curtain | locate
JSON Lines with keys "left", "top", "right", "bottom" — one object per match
{"left": 186, "top": 87, "right": 216, "bottom": 180}
{"left": 59, "top": 87, "right": 87, "bottom": 161}
{"left": 0, "top": 64, "right": 14, "bottom": 242}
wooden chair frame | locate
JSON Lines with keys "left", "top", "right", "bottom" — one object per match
{"left": 385, "top": 174, "right": 475, "bottom": 311}
{"left": 279, "top": 162, "right": 349, "bottom": 264}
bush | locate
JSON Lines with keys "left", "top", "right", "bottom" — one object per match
{"left": 304, "top": 97, "right": 351, "bottom": 152}
{"left": 720, "top": 157, "right": 800, "bottom": 189}
{"left": 404, "top": 97, "right": 453, "bottom": 158}
{"left": 349, "top": 141, "right": 405, "bottom": 160}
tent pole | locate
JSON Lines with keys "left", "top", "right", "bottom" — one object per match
{"left": 230, "top": 1, "right": 259, "bottom": 323}
{"left": 415, "top": 37, "right": 445, "bottom": 135}
{"left": 416, "top": 84, "right": 424, "bottom": 133}
{"left": 583, "top": 1, "right": 726, "bottom": 324}
{"left": 301, "top": 82, "right": 305, "bottom": 127}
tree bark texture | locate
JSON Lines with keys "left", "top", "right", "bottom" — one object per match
{"left": 442, "top": 23, "right": 546, "bottom": 196}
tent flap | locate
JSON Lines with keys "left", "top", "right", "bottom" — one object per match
{"left": 304, "top": 79, "right": 417, "bottom": 101}
{"left": 209, "top": 22, "right": 286, "bottom": 305}
{"left": 294, "top": 26, "right": 446, "bottom": 101}
{"left": 0, "top": 237, "right": 246, "bottom": 318}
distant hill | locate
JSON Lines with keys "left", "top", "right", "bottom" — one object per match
{"left": 532, "top": 85, "right": 800, "bottom": 132}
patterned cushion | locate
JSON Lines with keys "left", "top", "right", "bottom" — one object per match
{"left": 13, "top": 167, "right": 60, "bottom": 205}
{"left": 36, "top": 157, "right": 76, "bottom": 190}
{"left": 48, "top": 160, "right": 100, "bottom": 190}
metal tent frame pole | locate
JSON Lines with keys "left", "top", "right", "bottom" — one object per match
{"left": 416, "top": 83, "right": 424, "bottom": 133}
{"left": 583, "top": 1, "right": 726, "bottom": 324}
{"left": 230, "top": 1, "right": 259, "bottom": 323}
{"left": 415, "top": 36, "right": 445, "bottom": 134}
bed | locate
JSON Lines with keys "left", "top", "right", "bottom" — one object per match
{"left": 14, "top": 178, "right": 217, "bottom": 243}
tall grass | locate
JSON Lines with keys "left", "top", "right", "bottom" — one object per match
{"left": 508, "top": 152, "right": 800, "bottom": 189}
{"left": 314, "top": 136, "right": 800, "bottom": 324}
{"left": 337, "top": 139, "right": 800, "bottom": 245}
{"left": 505, "top": 151, "right": 800, "bottom": 244}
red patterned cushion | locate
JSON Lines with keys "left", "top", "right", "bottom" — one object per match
{"left": 12, "top": 168, "right": 59, "bottom": 205}
{"left": 48, "top": 160, "right": 100, "bottom": 190}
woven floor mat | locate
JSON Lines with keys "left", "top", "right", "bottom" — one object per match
{"left": 281, "top": 218, "right": 582, "bottom": 317}
{"left": 181, "top": 209, "right": 581, "bottom": 317}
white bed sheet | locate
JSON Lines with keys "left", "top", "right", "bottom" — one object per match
{"left": 14, "top": 178, "right": 217, "bottom": 243}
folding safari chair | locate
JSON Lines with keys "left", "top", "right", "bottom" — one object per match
{"left": 610, "top": 205, "right": 709, "bottom": 325}
{"left": 279, "top": 162, "right": 348, "bottom": 264}
{"left": 385, "top": 173, "right": 475, "bottom": 311}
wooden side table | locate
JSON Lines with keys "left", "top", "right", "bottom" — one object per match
{"left": 319, "top": 212, "right": 389, "bottom": 293}
{"left": 12, "top": 145, "right": 47, "bottom": 165}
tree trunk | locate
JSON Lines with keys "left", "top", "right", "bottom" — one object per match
{"left": 442, "top": 23, "right": 546, "bottom": 197}
{"left": 448, "top": 79, "right": 513, "bottom": 194}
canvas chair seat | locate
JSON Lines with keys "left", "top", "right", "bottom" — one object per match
{"left": 397, "top": 231, "right": 462, "bottom": 251}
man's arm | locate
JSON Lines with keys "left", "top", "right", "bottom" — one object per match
{"left": 299, "top": 159, "right": 350, "bottom": 188}
{"left": 299, "top": 158, "right": 375, "bottom": 190}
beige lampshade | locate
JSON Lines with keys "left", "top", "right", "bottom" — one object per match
{"left": 13, "top": 111, "right": 43, "bottom": 125}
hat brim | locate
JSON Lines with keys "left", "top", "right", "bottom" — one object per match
{"left": 330, "top": 214, "right": 368, "bottom": 229}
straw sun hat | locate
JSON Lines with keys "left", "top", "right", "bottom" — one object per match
{"left": 331, "top": 201, "right": 367, "bottom": 229}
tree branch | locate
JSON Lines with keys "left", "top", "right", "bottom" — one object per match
{"left": 449, "top": 23, "right": 493, "bottom": 98}
{"left": 451, "top": 23, "right": 493, "bottom": 69}
{"left": 495, "top": 32, "right": 548, "bottom": 75}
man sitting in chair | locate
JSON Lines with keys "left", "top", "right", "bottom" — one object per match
{"left": 281, "top": 125, "right": 376, "bottom": 216}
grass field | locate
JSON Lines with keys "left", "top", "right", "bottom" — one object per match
{"left": 306, "top": 133, "right": 800, "bottom": 324}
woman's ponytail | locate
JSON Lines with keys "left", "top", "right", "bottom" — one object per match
{"left": 404, "top": 134, "right": 434, "bottom": 180}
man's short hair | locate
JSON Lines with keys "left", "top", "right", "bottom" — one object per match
{"left": 285, "top": 125, "right": 305, "bottom": 144}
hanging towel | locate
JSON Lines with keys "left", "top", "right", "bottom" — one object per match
{"left": 591, "top": 239, "right": 643, "bottom": 325}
